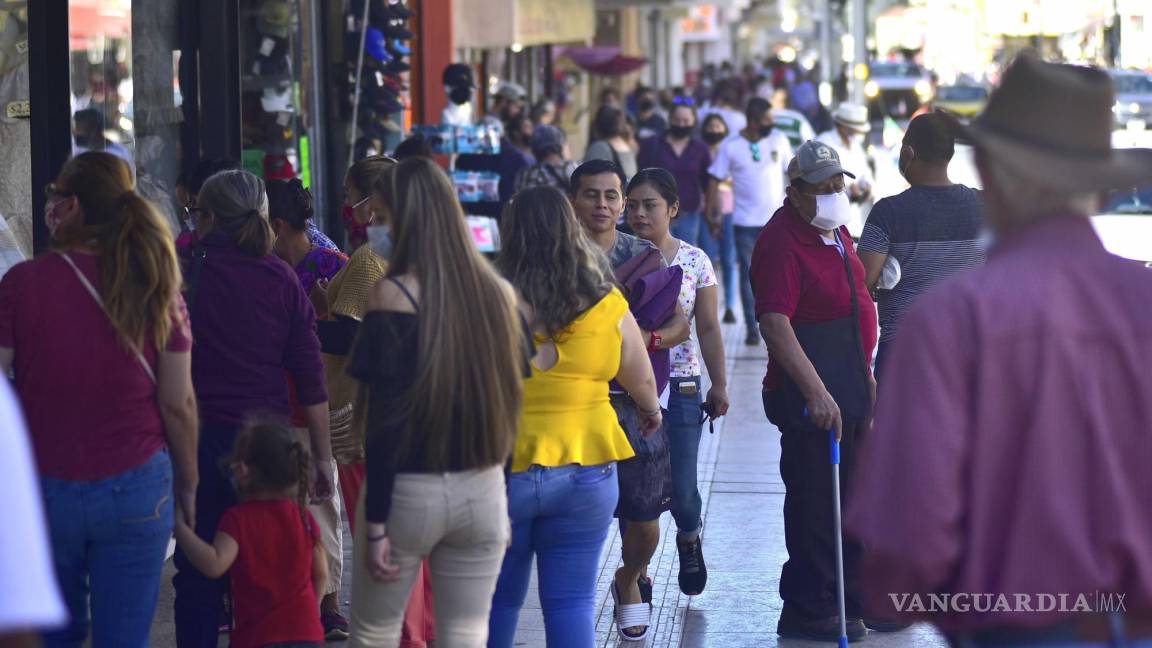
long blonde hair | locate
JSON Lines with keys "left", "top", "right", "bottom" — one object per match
{"left": 374, "top": 158, "right": 524, "bottom": 469}
{"left": 53, "top": 152, "right": 181, "bottom": 353}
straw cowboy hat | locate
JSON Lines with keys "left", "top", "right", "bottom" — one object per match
{"left": 962, "top": 52, "right": 1152, "bottom": 192}
{"left": 832, "top": 103, "right": 871, "bottom": 133}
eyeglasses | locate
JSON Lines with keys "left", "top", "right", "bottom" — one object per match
{"left": 698, "top": 403, "right": 716, "bottom": 434}
{"left": 43, "top": 183, "right": 71, "bottom": 198}
{"left": 749, "top": 142, "right": 762, "bottom": 163}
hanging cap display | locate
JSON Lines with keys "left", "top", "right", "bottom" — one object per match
{"left": 257, "top": 0, "right": 293, "bottom": 39}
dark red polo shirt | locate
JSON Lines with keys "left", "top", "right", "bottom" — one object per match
{"left": 750, "top": 201, "right": 878, "bottom": 389}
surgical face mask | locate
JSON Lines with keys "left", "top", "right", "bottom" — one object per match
{"left": 668, "top": 124, "right": 694, "bottom": 140}
{"left": 898, "top": 145, "right": 915, "bottom": 180}
{"left": 851, "top": 133, "right": 866, "bottom": 147}
{"left": 639, "top": 98, "right": 656, "bottom": 113}
{"left": 758, "top": 124, "right": 775, "bottom": 139}
{"left": 366, "top": 224, "right": 394, "bottom": 261}
{"left": 808, "top": 190, "right": 852, "bottom": 231}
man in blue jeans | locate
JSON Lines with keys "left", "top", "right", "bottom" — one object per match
{"left": 706, "top": 96, "right": 793, "bottom": 345}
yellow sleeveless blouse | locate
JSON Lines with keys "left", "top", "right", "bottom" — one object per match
{"left": 511, "top": 288, "right": 636, "bottom": 472}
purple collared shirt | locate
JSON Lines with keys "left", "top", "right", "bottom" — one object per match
{"left": 637, "top": 137, "right": 712, "bottom": 213}
{"left": 181, "top": 231, "right": 327, "bottom": 426}
{"left": 846, "top": 216, "right": 1152, "bottom": 632}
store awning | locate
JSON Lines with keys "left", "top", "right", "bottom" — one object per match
{"left": 557, "top": 46, "right": 648, "bottom": 76}
{"left": 454, "top": 0, "right": 595, "bottom": 49}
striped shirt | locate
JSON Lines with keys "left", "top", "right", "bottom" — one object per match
{"left": 859, "top": 185, "right": 984, "bottom": 343}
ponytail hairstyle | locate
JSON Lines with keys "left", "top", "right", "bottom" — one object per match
{"left": 230, "top": 418, "right": 312, "bottom": 511}
{"left": 52, "top": 152, "right": 181, "bottom": 353}
{"left": 197, "top": 170, "right": 275, "bottom": 257}
{"left": 266, "top": 178, "right": 314, "bottom": 231}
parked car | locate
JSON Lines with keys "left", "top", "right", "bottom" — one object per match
{"left": 864, "top": 61, "right": 933, "bottom": 120}
{"left": 1095, "top": 185, "right": 1152, "bottom": 264}
{"left": 1110, "top": 69, "right": 1152, "bottom": 130}
{"left": 934, "top": 85, "right": 989, "bottom": 118}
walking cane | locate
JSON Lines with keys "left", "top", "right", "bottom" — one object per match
{"left": 829, "top": 426, "right": 849, "bottom": 648}
{"left": 806, "top": 408, "right": 850, "bottom": 647}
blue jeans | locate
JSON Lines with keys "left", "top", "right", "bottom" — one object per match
{"left": 671, "top": 210, "right": 703, "bottom": 248}
{"left": 41, "top": 450, "right": 174, "bottom": 648}
{"left": 666, "top": 376, "right": 703, "bottom": 535}
{"left": 488, "top": 463, "right": 619, "bottom": 648}
{"left": 174, "top": 422, "right": 240, "bottom": 648}
{"left": 698, "top": 213, "right": 738, "bottom": 311}
{"left": 734, "top": 225, "right": 763, "bottom": 333}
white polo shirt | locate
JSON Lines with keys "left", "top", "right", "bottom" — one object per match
{"left": 708, "top": 130, "right": 792, "bottom": 228}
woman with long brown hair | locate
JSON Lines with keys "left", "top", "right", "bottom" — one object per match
{"left": 174, "top": 169, "right": 331, "bottom": 648}
{"left": 346, "top": 157, "right": 528, "bottom": 647}
{"left": 488, "top": 186, "right": 661, "bottom": 647}
{"left": 0, "top": 151, "right": 199, "bottom": 646}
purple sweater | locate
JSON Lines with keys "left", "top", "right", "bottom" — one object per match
{"left": 181, "top": 231, "right": 327, "bottom": 426}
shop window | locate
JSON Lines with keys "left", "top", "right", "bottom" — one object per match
{"left": 68, "top": 0, "right": 184, "bottom": 236}
{"left": 0, "top": 1, "right": 30, "bottom": 263}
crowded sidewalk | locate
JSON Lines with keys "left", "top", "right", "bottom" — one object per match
{"left": 144, "top": 314, "right": 949, "bottom": 648}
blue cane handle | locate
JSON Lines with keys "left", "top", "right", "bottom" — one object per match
{"left": 803, "top": 407, "right": 840, "bottom": 465}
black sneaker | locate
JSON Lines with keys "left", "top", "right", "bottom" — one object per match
{"left": 777, "top": 605, "right": 867, "bottom": 643}
{"left": 864, "top": 618, "right": 912, "bottom": 632}
{"left": 722, "top": 308, "right": 736, "bottom": 324}
{"left": 745, "top": 329, "right": 760, "bottom": 346}
{"left": 676, "top": 536, "right": 708, "bottom": 595}
{"left": 322, "top": 611, "right": 350, "bottom": 640}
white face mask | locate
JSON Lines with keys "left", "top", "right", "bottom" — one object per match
{"left": 366, "top": 224, "right": 394, "bottom": 261}
{"left": 809, "top": 191, "right": 853, "bottom": 231}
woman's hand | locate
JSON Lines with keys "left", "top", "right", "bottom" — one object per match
{"left": 310, "top": 279, "right": 331, "bottom": 320}
{"left": 365, "top": 534, "right": 402, "bottom": 582}
{"left": 704, "top": 384, "right": 730, "bottom": 419}
{"left": 310, "top": 460, "right": 334, "bottom": 504}
{"left": 637, "top": 407, "right": 663, "bottom": 438}
{"left": 174, "top": 477, "right": 198, "bottom": 529}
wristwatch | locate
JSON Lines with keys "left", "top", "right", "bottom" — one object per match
{"left": 647, "top": 332, "right": 663, "bottom": 352}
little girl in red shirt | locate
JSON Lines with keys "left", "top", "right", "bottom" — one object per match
{"left": 175, "top": 421, "right": 327, "bottom": 648}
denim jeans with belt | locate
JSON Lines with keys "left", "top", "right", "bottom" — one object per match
{"left": 488, "top": 463, "right": 619, "bottom": 648}
{"left": 41, "top": 449, "right": 174, "bottom": 648}
{"left": 667, "top": 376, "right": 704, "bottom": 535}
{"left": 734, "top": 225, "right": 764, "bottom": 334}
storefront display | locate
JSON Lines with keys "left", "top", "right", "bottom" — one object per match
{"left": 0, "top": 2, "right": 29, "bottom": 257}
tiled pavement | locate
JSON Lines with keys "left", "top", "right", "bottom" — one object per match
{"left": 150, "top": 316, "right": 949, "bottom": 647}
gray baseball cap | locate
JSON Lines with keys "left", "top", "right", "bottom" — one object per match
{"left": 787, "top": 140, "right": 856, "bottom": 184}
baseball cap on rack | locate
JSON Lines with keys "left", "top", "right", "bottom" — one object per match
{"left": 257, "top": 0, "right": 293, "bottom": 39}
{"left": 264, "top": 154, "right": 296, "bottom": 181}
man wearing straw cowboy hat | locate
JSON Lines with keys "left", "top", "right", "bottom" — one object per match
{"left": 847, "top": 53, "right": 1152, "bottom": 646}
{"left": 816, "top": 103, "right": 874, "bottom": 237}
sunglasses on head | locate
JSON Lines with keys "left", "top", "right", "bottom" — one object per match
{"left": 673, "top": 96, "right": 695, "bottom": 106}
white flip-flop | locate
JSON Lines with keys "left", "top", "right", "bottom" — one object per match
{"left": 611, "top": 580, "right": 651, "bottom": 642}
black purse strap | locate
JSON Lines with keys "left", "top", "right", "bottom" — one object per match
{"left": 835, "top": 230, "right": 873, "bottom": 406}
{"left": 185, "top": 244, "right": 207, "bottom": 309}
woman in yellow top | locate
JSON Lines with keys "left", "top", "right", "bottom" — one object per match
{"left": 488, "top": 186, "right": 662, "bottom": 647}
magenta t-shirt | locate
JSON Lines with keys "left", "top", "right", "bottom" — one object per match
{"left": 0, "top": 252, "right": 192, "bottom": 480}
